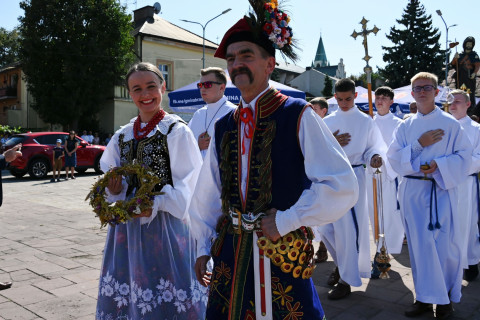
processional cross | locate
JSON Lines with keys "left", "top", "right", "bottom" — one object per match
{"left": 351, "top": 17, "right": 380, "bottom": 117}
{"left": 351, "top": 17, "right": 380, "bottom": 70}
{"left": 352, "top": 18, "right": 391, "bottom": 279}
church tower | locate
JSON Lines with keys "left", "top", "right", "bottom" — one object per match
{"left": 313, "top": 35, "right": 329, "bottom": 68}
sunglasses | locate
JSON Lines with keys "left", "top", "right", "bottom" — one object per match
{"left": 412, "top": 85, "right": 436, "bottom": 92}
{"left": 197, "top": 81, "right": 222, "bottom": 89}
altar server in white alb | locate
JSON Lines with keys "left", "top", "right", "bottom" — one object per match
{"left": 188, "top": 67, "right": 236, "bottom": 158}
{"left": 318, "top": 78, "right": 386, "bottom": 300}
{"left": 366, "top": 86, "right": 405, "bottom": 278}
{"left": 387, "top": 72, "right": 472, "bottom": 319}
{"left": 448, "top": 89, "right": 480, "bottom": 282}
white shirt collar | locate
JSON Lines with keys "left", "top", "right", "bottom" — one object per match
{"left": 417, "top": 106, "right": 439, "bottom": 117}
{"left": 374, "top": 112, "right": 393, "bottom": 120}
{"left": 338, "top": 105, "right": 360, "bottom": 115}
{"left": 240, "top": 86, "right": 271, "bottom": 112}
{"left": 458, "top": 115, "right": 470, "bottom": 124}
{"left": 206, "top": 96, "right": 228, "bottom": 111}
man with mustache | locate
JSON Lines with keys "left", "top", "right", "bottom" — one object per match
{"left": 189, "top": 2, "right": 358, "bottom": 319}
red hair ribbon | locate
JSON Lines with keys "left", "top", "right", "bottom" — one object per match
{"left": 239, "top": 106, "right": 256, "bottom": 155}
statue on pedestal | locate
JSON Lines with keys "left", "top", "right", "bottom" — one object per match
{"left": 451, "top": 36, "right": 480, "bottom": 112}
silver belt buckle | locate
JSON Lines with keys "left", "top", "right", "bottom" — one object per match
{"left": 241, "top": 212, "right": 265, "bottom": 232}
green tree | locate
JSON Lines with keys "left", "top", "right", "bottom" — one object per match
{"left": 321, "top": 74, "right": 333, "bottom": 97}
{"left": 351, "top": 72, "right": 383, "bottom": 90}
{"left": 18, "top": 0, "right": 135, "bottom": 130}
{"left": 378, "top": 0, "right": 444, "bottom": 88}
{"left": 0, "top": 28, "right": 21, "bottom": 67}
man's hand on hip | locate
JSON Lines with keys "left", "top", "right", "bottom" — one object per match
{"left": 261, "top": 208, "right": 281, "bottom": 242}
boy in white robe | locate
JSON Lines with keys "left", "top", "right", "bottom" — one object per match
{"left": 318, "top": 78, "right": 385, "bottom": 300}
{"left": 387, "top": 72, "right": 472, "bottom": 319}
{"left": 366, "top": 87, "right": 405, "bottom": 279}
{"left": 448, "top": 89, "right": 480, "bottom": 282}
{"left": 311, "top": 97, "right": 331, "bottom": 263}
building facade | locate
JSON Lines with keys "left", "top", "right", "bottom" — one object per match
{"left": 0, "top": 62, "right": 47, "bottom": 131}
{"left": 104, "top": 5, "right": 227, "bottom": 132}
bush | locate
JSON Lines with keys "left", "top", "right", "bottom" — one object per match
{"left": 0, "top": 125, "right": 24, "bottom": 136}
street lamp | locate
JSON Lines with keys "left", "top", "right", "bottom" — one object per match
{"left": 181, "top": 9, "right": 232, "bottom": 69}
{"left": 436, "top": 10, "right": 457, "bottom": 87}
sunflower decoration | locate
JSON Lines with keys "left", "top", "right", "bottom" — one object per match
{"left": 292, "top": 265, "right": 303, "bottom": 279}
{"left": 85, "top": 160, "right": 163, "bottom": 228}
{"left": 256, "top": 227, "right": 316, "bottom": 279}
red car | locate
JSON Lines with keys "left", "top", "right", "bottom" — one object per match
{"left": 2, "top": 132, "right": 106, "bottom": 179}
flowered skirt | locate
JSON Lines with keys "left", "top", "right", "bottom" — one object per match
{"left": 206, "top": 224, "right": 325, "bottom": 320}
{"left": 96, "top": 212, "right": 207, "bottom": 319}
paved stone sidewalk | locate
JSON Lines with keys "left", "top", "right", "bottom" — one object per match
{"left": 0, "top": 171, "right": 478, "bottom": 319}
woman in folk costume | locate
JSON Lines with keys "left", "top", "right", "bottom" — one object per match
{"left": 96, "top": 62, "right": 206, "bottom": 319}
{"left": 189, "top": 1, "right": 358, "bottom": 319}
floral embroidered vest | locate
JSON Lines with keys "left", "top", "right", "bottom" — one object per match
{"left": 118, "top": 122, "right": 179, "bottom": 192}
{"left": 214, "top": 88, "right": 311, "bottom": 215}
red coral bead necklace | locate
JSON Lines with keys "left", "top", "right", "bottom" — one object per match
{"left": 133, "top": 109, "right": 166, "bottom": 140}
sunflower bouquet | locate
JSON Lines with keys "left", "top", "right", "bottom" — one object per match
{"left": 86, "top": 161, "right": 163, "bottom": 228}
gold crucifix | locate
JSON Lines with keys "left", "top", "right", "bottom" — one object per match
{"left": 351, "top": 17, "right": 380, "bottom": 68}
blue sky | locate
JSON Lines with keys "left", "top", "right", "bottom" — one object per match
{"left": 1, "top": 0, "right": 478, "bottom": 76}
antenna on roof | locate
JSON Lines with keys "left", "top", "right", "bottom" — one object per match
{"left": 153, "top": 2, "right": 161, "bottom": 14}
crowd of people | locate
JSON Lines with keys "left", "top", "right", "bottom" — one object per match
{"left": 80, "top": 130, "right": 112, "bottom": 146}
{"left": 0, "top": 10, "right": 476, "bottom": 320}
{"left": 77, "top": 2, "right": 480, "bottom": 320}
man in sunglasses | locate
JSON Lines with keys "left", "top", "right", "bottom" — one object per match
{"left": 188, "top": 67, "right": 236, "bottom": 158}
{"left": 189, "top": 2, "right": 358, "bottom": 319}
{"left": 387, "top": 72, "right": 472, "bottom": 319}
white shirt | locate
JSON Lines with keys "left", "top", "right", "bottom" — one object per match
{"left": 373, "top": 111, "right": 404, "bottom": 180}
{"left": 324, "top": 106, "right": 386, "bottom": 167}
{"left": 101, "top": 114, "right": 202, "bottom": 225}
{"left": 387, "top": 107, "right": 471, "bottom": 189}
{"left": 373, "top": 112, "right": 403, "bottom": 148}
{"left": 188, "top": 96, "right": 236, "bottom": 158}
{"left": 458, "top": 116, "right": 480, "bottom": 175}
